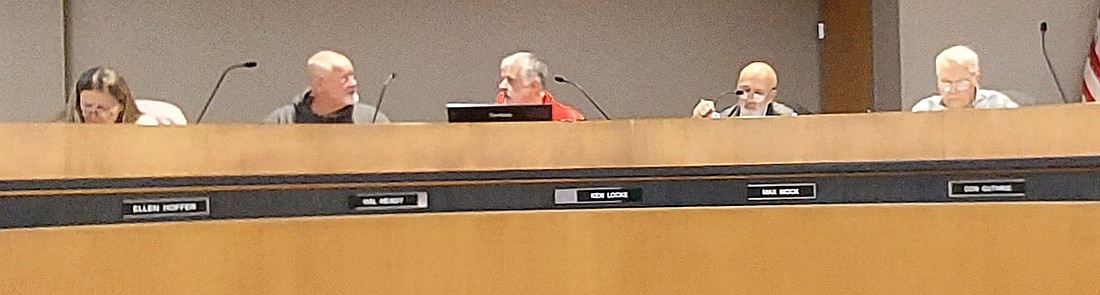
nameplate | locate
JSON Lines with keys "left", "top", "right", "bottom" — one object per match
{"left": 350, "top": 192, "right": 428, "bottom": 211}
{"left": 747, "top": 183, "right": 817, "bottom": 201}
{"left": 555, "top": 187, "right": 642, "bottom": 205}
{"left": 948, "top": 179, "right": 1026, "bottom": 198}
{"left": 123, "top": 197, "right": 210, "bottom": 219}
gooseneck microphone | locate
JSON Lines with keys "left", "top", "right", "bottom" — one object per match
{"left": 553, "top": 75, "right": 610, "bottom": 120}
{"left": 1040, "top": 22, "right": 1071, "bottom": 103}
{"left": 716, "top": 90, "right": 746, "bottom": 102}
{"left": 705, "top": 90, "right": 745, "bottom": 118}
{"left": 371, "top": 73, "right": 397, "bottom": 124}
{"left": 196, "top": 61, "right": 258, "bottom": 123}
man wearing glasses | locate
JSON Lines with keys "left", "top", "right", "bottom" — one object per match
{"left": 911, "top": 46, "right": 1018, "bottom": 112}
{"left": 691, "top": 62, "right": 796, "bottom": 118}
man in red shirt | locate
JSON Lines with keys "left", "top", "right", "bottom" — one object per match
{"left": 495, "top": 52, "right": 585, "bottom": 121}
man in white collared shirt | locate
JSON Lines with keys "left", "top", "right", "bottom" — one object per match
{"left": 912, "top": 46, "right": 1019, "bottom": 112}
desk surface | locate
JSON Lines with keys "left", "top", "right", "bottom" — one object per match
{"left": 2, "top": 103, "right": 1100, "bottom": 181}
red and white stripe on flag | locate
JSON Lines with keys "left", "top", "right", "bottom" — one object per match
{"left": 1083, "top": 16, "right": 1100, "bottom": 103}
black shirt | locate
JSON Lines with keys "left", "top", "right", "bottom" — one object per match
{"left": 293, "top": 92, "right": 354, "bottom": 124}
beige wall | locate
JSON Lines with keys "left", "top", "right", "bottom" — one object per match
{"left": 0, "top": 0, "right": 65, "bottom": 122}
{"left": 15, "top": 1, "right": 1100, "bottom": 121}
{"left": 899, "top": 0, "right": 1100, "bottom": 109}
{"left": 872, "top": 0, "right": 901, "bottom": 111}
{"left": 61, "top": 0, "right": 821, "bottom": 123}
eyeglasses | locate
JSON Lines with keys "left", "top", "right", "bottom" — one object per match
{"left": 734, "top": 89, "right": 774, "bottom": 101}
{"left": 938, "top": 79, "right": 973, "bottom": 92}
{"left": 739, "top": 92, "right": 767, "bottom": 101}
{"left": 80, "top": 102, "right": 121, "bottom": 114}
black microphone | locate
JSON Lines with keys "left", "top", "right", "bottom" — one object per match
{"left": 371, "top": 72, "right": 396, "bottom": 124}
{"left": 196, "top": 61, "right": 258, "bottom": 123}
{"left": 715, "top": 90, "right": 745, "bottom": 102}
{"left": 704, "top": 90, "right": 744, "bottom": 118}
{"left": 1040, "top": 21, "right": 1071, "bottom": 103}
{"left": 553, "top": 75, "right": 610, "bottom": 120}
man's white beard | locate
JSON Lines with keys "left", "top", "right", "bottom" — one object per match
{"left": 344, "top": 92, "right": 360, "bottom": 105}
{"left": 739, "top": 103, "right": 768, "bottom": 117}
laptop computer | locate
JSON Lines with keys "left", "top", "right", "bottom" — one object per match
{"left": 446, "top": 103, "right": 552, "bottom": 123}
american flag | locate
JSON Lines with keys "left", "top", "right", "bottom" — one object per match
{"left": 1084, "top": 11, "right": 1100, "bottom": 102}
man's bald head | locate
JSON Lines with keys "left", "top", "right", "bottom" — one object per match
{"left": 308, "top": 50, "right": 354, "bottom": 79}
{"left": 735, "top": 62, "right": 779, "bottom": 116}
{"left": 307, "top": 50, "right": 358, "bottom": 107}
{"left": 738, "top": 62, "right": 778, "bottom": 90}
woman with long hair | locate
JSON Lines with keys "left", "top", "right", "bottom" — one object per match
{"left": 61, "top": 67, "right": 142, "bottom": 124}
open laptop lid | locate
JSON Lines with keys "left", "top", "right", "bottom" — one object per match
{"left": 446, "top": 103, "right": 552, "bottom": 123}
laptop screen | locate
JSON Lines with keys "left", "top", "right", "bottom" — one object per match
{"left": 446, "top": 103, "right": 552, "bottom": 123}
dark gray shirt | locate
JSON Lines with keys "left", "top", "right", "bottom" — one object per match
{"left": 265, "top": 91, "right": 390, "bottom": 124}
{"left": 719, "top": 102, "right": 797, "bottom": 117}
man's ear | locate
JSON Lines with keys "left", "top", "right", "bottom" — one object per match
{"left": 530, "top": 79, "right": 545, "bottom": 91}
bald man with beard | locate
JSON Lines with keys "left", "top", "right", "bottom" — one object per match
{"left": 265, "top": 50, "right": 389, "bottom": 124}
{"left": 692, "top": 62, "right": 796, "bottom": 118}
